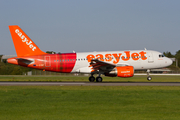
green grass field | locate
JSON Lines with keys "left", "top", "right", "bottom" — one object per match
{"left": 0, "top": 75, "right": 180, "bottom": 82}
{"left": 0, "top": 86, "right": 180, "bottom": 120}
{"left": 0, "top": 75, "right": 180, "bottom": 120}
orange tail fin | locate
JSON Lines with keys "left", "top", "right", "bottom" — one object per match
{"left": 9, "top": 25, "right": 47, "bottom": 57}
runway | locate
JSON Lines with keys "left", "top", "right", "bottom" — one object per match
{"left": 1, "top": 82, "right": 180, "bottom": 86}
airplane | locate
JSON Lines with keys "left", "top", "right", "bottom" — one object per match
{"left": 7, "top": 25, "right": 173, "bottom": 82}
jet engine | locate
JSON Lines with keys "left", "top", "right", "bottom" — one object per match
{"left": 105, "top": 66, "right": 134, "bottom": 77}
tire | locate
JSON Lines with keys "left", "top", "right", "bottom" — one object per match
{"left": 147, "top": 76, "right": 152, "bottom": 81}
{"left": 96, "top": 77, "right": 103, "bottom": 82}
{"left": 89, "top": 76, "right": 95, "bottom": 82}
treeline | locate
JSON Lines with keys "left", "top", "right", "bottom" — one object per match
{"left": 0, "top": 50, "right": 180, "bottom": 75}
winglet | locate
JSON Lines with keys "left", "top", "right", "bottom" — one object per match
{"left": 9, "top": 25, "right": 47, "bottom": 57}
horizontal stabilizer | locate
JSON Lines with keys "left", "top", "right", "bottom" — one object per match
{"left": 16, "top": 58, "right": 34, "bottom": 64}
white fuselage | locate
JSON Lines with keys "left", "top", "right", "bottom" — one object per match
{"left": 71, "top": 50, "right": 172, "bottom": 73}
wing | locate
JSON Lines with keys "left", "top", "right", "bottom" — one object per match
{"left": 89, "top": 59, "right": 116, "bottom": 73}
{"left": 89, "top": 59, "right": 130, "bottom": 73}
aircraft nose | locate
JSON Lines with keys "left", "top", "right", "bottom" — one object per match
{"left": 167, "top": 58, "right": 173, "bottom": 66}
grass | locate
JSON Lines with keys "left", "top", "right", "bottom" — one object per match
{"left": 0, "top": 75, "right": 180, "bottom": 82}
{"left": 0, "top": 86, "right": 180, "bottom": 120}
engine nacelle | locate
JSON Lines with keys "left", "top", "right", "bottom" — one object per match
{"left": 105, "top": 66, "right": 134, "bottom": 77}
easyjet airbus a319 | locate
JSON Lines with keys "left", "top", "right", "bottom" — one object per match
{"left": 7, "top": 25, "right": 172, "bottom": 82}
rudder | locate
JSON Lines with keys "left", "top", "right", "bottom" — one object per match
{"left": 9, "top": 25, "right": 47, "bottom": 57}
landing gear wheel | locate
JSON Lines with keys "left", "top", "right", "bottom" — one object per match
{"left": 147, "top": 76, "right": 152, "bottom": 81}
{"left": 96, "top": 77, "right": 103, "bottom": 82}
{"left": 89, "top": 76, "right": 95, "bottom": 82}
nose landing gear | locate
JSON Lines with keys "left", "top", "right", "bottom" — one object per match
{"left": 147, "top": 69, "right": 152, "bottom": 81}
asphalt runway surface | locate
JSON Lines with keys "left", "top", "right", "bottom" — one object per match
{"left": 1, "top": 82, "right": 180, "bottom": 86}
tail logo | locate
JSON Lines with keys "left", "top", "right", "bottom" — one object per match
{"left": 15, "top": 29, "right": 36, "bottom": 51}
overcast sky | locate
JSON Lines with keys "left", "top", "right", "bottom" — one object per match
{"left": 0, "top": 0, "right": 180, "bottom": 55}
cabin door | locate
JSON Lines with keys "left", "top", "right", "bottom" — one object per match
{"left": 147, "top": 52, "right": 154, "bottom": 63}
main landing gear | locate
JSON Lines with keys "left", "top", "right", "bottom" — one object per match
{"left": 89, "top": 69, "right": 152, "bottom": 82}
{"left": 147, "top": 69, "right": 152, "bottom": 81}
{"left": 89, "top": 74, "right": 103, "bottom": 82}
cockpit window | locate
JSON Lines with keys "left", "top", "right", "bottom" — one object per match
{"left": 159, "top": 54, "right": 165, "bottom": 58}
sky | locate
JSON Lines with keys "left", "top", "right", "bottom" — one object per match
{"left": 0, "top": 0, "right": 180, "bottom": 55}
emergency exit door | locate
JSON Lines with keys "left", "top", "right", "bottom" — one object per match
{"left": 45, "top": 56, "right": 51, "bottom": 67}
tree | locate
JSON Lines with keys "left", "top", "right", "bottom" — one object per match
{"left": 175, "top": 50, "right": 180, "bottom": 68}
{"left": 163, "top": 51, "right": 174, "bottom": 58}
{"left": 0, "top": 55, "right": 2, "bottom": 62}
{"left": 46, "top": 51, "right": 56, "bottom": 54}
